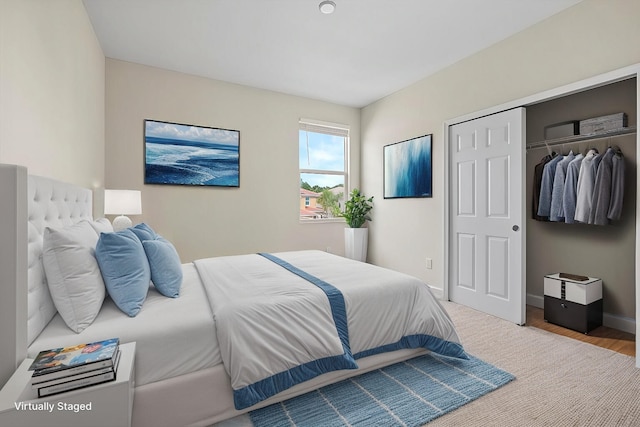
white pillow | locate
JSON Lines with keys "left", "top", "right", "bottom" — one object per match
{"left": 42, "top": 221, "right": 106, "bottom": 333}
{"left": 90, "top": 218, "right": 114, "bottom": 235}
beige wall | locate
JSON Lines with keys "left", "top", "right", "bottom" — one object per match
{"left": 105, "top": 60, "right": 360, "bottom": 262}
{"left": 3, "top": 0, "right": 639, "bottom": 302}
{"left": 361, "top": 0, "right": 640, "bottom": 294}
{"left": 0, "top": 0, "right": 105, "bottom": 189}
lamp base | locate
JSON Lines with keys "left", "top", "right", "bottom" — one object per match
{"left": 112, "top": 215, "right": 133, "bottom": 232}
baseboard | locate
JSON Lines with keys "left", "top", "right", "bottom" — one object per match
{"left": 527, "top": 293, "right": 544, "bottom": 309}
{"left": 526, "top": 293, "right": 636, "bottom": 335}
{"left": 603, "top": 312, "right": 636, "bottom": 335}
{"left": 430, "top": 286, "right": 443, "bottom": 300}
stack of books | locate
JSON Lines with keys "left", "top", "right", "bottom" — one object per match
{"left": 28, "top": 338, "right": 120, "bottom": 398}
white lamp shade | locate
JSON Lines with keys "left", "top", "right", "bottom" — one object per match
{"left": 104, "top": 190, "right": 142, "bottom": 215}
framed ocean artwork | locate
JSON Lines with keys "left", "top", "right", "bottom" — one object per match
{"left": 144, "top": 119, "right": 240, "bottom": 187}
{"left": 383, "top": 134, "right": 432, "bottom": 199}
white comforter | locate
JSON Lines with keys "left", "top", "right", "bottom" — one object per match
{"left": 194, "top": 250, "right": 465, "bottom": 410}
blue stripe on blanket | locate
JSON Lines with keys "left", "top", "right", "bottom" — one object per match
{"left": 234, "top": 353, "right": 358, "bottom": 410}
{"left": 232, "top": 253, "right": 357, "bottom": 410}
{"left": 258, "top": 252, "right": 353, "bottom": 358}
{"left": 354, "top": 334, "right": 468, "bottom": 360}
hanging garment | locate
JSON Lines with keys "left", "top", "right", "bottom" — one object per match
{"left": 537, "top": 154, "right": 563, "bottom": 218}
{"left": 562, "top": 153, "right": 584, "bottom": 224}
{"left": 589, "top": 147, "right": 616, "bottom": 225}
{"left": 574, "top": 149, "right": 600, "bottom": 223}
{"left": 549, "top": 151, "right": 575, "bottom": 222}
{"left": 591, "top": 149, "right": 604, "bottom": 177}
{"left": 532, "top": 154, "right": 553, "bottom": 221}
{"left": 607, "top": 148, "right": 625, "bottom": 221}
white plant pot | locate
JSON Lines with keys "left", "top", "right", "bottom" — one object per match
{"left": 345, "top": 228, "right": 368, "bottom": 262}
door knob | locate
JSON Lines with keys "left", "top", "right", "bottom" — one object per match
{"left": 512, "top": 225, "right": 519, "bottom": 231}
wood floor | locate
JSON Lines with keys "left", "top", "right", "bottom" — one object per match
{"left": 526, "top": 305, "right": 635, "bottom": 357}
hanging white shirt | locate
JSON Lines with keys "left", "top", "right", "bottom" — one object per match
{"left": 574, "top": 149, "right": 600, "bottom": 223}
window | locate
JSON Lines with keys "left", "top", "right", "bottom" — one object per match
{"left": 299, "top": 119, "right": 349, "bottom": 221}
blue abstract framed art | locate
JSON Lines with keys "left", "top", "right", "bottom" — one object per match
{"left": 383, "top": 134, "right": 432, "bottom": 199}
{"left": 144, "top": 119, "right": 240, "bottom": 187}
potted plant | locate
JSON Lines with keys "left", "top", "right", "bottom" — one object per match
{"left": 341, "top": 189, "right": 373, "bottom": 261}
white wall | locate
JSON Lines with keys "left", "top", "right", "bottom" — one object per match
{"left": 361, "top": 0, "right": 640, "bottom": 293}
{"left": 0, "top": 0, "right": 105, "bottom": 189}
{"left": 0, "top": 0, "right": 104, "bottom": 386}
{"left": 105, "top": 60, "right": 360, "bottom": 262}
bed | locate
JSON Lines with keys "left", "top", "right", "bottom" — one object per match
{"left": 0, "top": 164, "right": 465, "bottom": 427}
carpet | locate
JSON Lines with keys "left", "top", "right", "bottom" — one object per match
{"left": 249, "top": 353, "right": 514, "bottom": 427}
{"left": 427, "top": 302, "right": 640, "bottom": 427}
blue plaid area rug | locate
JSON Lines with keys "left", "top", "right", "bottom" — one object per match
{"left": 250, "top": 353, "right": 514, "bottom": 427}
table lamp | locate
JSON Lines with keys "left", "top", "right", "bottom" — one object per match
{"left": 104, "top": 189, "right": 142, "bottom": 231}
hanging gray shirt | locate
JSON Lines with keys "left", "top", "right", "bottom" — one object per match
{"left": 607, "top": 149, "right": 625, "bottom": 221}
{"left": 589, "top": 147, "right": 615, "bottom": 225}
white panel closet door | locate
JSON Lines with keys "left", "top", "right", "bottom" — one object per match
{"left": 449, "top": 107, "right": 526, "bottom": 324}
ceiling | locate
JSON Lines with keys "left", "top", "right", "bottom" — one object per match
{"left": 83, "top": 0, "right": 583, "bottom": 108}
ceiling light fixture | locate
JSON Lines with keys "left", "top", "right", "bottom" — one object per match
{"left": 319, "top": 1, "right": 336, "bottom": 14}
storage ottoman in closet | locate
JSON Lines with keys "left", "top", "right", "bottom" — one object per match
{"left": 544, "top": 273, "right": 603, "bottom": 334}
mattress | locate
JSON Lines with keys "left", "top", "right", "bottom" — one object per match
{"left": 28, "top": 263, "right": 221, "bottom": 386}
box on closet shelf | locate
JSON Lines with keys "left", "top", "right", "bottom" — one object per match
{"left": 543, "top": 273, "right": 602, "bottom": 334}
{"left": 544, "top": 120, "right": 579, "bottom": 139}
{"left": 579, "top": 112, "right": 627, "bottom": 135}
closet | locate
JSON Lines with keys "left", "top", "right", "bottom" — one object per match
{"left": 525, "top": 78, "right": 637, "bottom": 333}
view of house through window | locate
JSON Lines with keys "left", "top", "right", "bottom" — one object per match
{"left": 299, "top": 120, "right": 348, "bottom": 221}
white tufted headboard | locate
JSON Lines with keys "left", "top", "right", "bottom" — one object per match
{"left": 26, "top": 174, "right": 93, "bottom": 345}
{"left": 0, "top": 164, "right": 93, "bottom": 387}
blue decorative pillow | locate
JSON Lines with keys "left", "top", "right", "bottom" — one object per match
{"left": 129, "top": 223, "right": 182, "bottom": 297}
{"left": 95, "top": 229, "right": 150, "bottom": 317}
{"left": 142, "top": 237, "right": 183, "bottom": 298}
{"left": 130, "top": 223, "right": 158, "bottom": 242}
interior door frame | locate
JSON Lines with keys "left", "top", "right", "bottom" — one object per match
{"left": 442, "top": 63, "right": 640, "bottom": 367}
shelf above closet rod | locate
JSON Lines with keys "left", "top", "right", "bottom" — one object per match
{"left": 526, "top": 126, "right": 637, "bottom": 150}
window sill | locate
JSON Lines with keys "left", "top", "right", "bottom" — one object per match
{"left": 299, "top": 218, "right": 346, "bottom": 225}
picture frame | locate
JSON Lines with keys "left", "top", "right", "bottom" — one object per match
{"left": 383, "top": 134, "right": 432, "bottom": 199}
{"left": 144, "top": 119, "right": 240, "bottom": 187}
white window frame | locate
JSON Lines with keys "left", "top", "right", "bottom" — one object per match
{"left": 299, "top": 118, "right": 350, "bottom": 223}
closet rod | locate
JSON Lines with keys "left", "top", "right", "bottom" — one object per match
{"left": 526, "top": 126, "right": 636, "bottom": 150}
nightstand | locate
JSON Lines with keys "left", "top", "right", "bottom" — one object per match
{"left": 0, "top": 341, "right": 135, "bottom": 427}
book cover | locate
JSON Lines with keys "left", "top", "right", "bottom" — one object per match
{"left": 29, "top": 338, "right": 119, "bottom": 376}
{"left": 32, "top": 349, "right": 121, "bottom": 388}
{"left": 36, "top": 349, "right": 121, "bottom": 398}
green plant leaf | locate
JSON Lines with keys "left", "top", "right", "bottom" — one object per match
{"left": 340, "top": 189, "right": 373, "bottom": 228}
